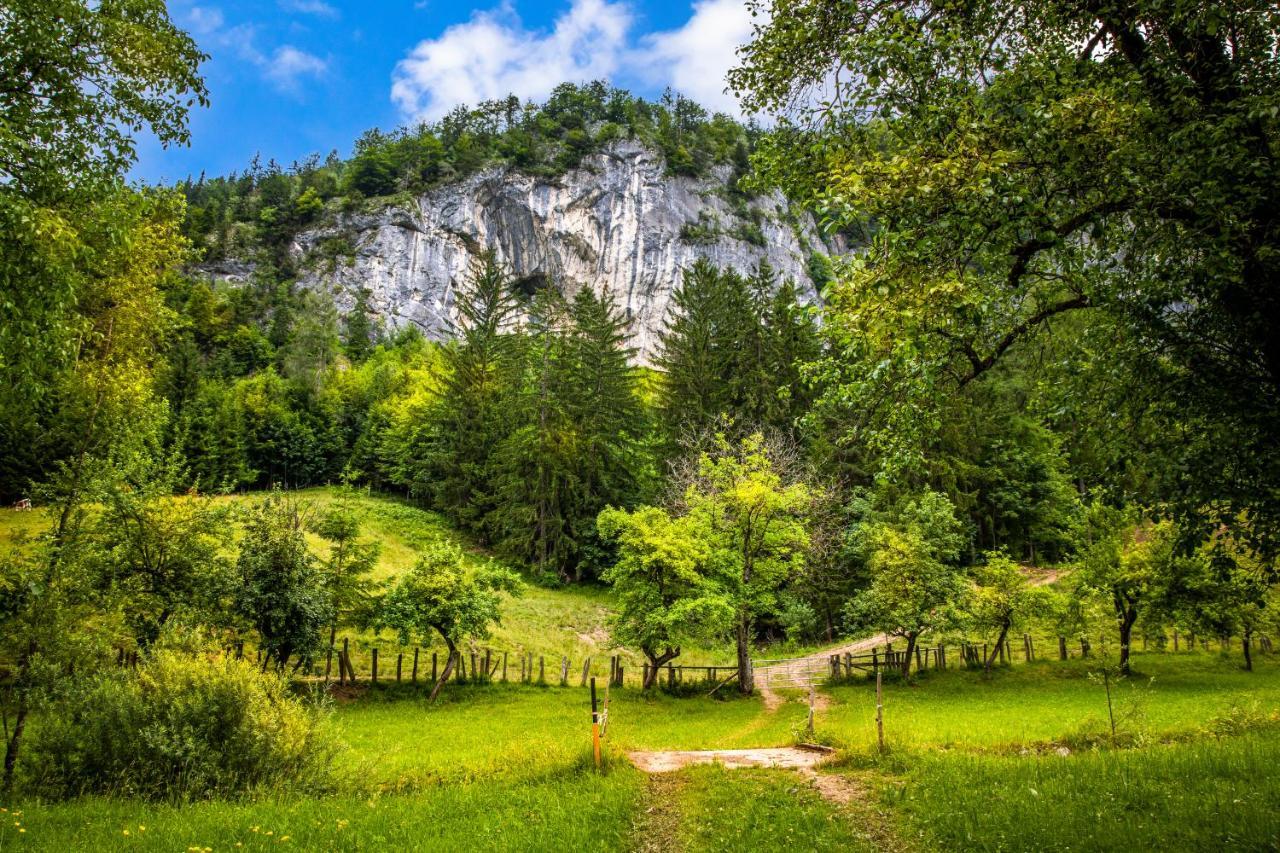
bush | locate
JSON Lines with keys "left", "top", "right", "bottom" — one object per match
{"left": 24, "top": 651, "right": 334, "bottom": 800}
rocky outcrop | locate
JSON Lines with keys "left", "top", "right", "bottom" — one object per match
{"left": 288, "top": 138, "right": 838, "bottom": 362}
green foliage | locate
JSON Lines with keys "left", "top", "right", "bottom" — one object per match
{"left": 656, "top": 260, "right": 818, "bottom": 457}
{"left": 234, "top": 493, "right": 334, "bottom": 671}
{"left": 403, "top": 252, "right": 523, "bottom": 535}
{"left": 309, "top": 494, "right": 380, "bottom": 629}
{"left": 733, "top": 0, "right": 1280, "bottom": 554}
{"left": 845, "top": 491, "right": 968, "bottom": 673}
{"left": 22, "top": 650, "right": 332, "bottom": 800}
{"left": 965, "top": 551, "right": 1050, "bottom": 670}
{"left": 1076, "top": 508, "right": 1203, "bottom": 673}
{"left": 375, "top": 541, "right": 522, "bottom": 697}
{"left": 488, "top": 286, "right": 654, "bottom": 581}
{"left": 0, "top": 0, "right": 207, "bottom": 196}
{"left": 94, "top": 463, "right": 235, "bottom": 646}
{"left": 597, "top": 505, "right": 728, "bottom": 681}
{"left": 681, "top": 434, "right": 812, "bottom": 691}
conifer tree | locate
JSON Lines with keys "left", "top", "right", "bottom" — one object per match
{"left": 489, "top": 288, "right": 575, "bottom": 576}
{"left": 422, "top": 251, "right": 522, "bottom": 539}
{"left": 655, "top": 260, "right": 741, "bottom": 455}
{"left": 561, "top": 287, "right": 653, "bottom": 578}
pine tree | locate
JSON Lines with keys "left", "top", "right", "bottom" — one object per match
{"left": 345, "top": 287, "right": 377, "bottom": 362}
{"left": 656, "top": 260, "right": 820, "bottom": 459}
{"left": 762, "top": 276, "right": 821, "bottom": 434}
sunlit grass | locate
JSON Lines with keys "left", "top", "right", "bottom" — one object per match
{"left": 820, "top": 650, "right": 1280, "bottom": 753}
{"left": 884, "top": 731, "right": 1280, "bottom": 852}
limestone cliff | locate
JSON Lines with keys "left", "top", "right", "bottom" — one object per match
{"left": 250, "top": 139, "right": 838, "bottom": 362}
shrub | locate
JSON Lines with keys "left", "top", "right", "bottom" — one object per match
{"left": 23, "top": 651, "right": 334, "bottom": 800}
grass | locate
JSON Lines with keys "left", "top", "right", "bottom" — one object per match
{"left": 0, "top": 770, "right": 645, "bottom": 852}
{"left": 665, "top": 765, "right": 875, "bottom": 852}
{"left": 2, "top": 644, "right": 1279, "bottom": 849}
{"left": 820, "top": 651, "right": 1280, "bottom": 753}
{"left": 6, "top": 491, "right": 1280, "bottom": 849}
{"left": 885, "top": 731, "right": 1280, "bottom": 851}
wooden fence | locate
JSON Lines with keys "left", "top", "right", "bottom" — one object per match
{"left": 109, "top": 629, "right": 1271, "bottom": 691}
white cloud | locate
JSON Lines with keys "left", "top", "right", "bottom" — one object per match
{"left": 179, "top": 3, "right": 329, "bottom": 95}
{"left": 392, "top": 0, "right": 632, "bottom": 123}
{"left": 186, "top": 5, "right": 226, "bottom": 35}
{"left": 264, "top": 46, "right": 330, "bottom": 92}
{"left": 640, "top": 0, "right": 756, "bottom": 117}
{"left": 281, "top": 0, "right": 340, "bottom": 19}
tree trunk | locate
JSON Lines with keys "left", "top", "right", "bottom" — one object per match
{"left": 2, "top": 698, "right": 27, "bottom": 794}
{"left": 1117, "top": 604, "right": 1138, "bottom": 676}
{"left": 985, "top": 623, "right": 1010, "bottom": 674}
{"left": 735, "top": 619, "right": 754, "bottom": 695}
{"left": 1243, "top": 630, "right": 1253, "bottom": 672}
{"left": 429, "top": 639, "right": 457, "bottom": 703}
{"left": 642, "top": 646, "right": 680, "bottom": 690}
{"left": 902, "top": 632, "right": 918, "bottom": 678}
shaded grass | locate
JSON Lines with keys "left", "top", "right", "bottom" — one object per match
{"left": 0, "top": 768, "right": 644, "bottom": 852}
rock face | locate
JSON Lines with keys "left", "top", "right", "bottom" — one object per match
{"left": 288, "top": 139, "right": 839, "bottom": 362}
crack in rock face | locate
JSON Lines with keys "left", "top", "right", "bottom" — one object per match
{"left": 279, "top": 139, "right": 840, "bottom": 364}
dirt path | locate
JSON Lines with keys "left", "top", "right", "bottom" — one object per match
{"left": 627, "top": 745, "right": 835, "bottom": 773}
{"left": 629, "top": 772, "right": 686, "bottom": 853}
{"left": 753, "top": 566, "right": 1064, "bottom": 708}
{"left": 755, "top": 633, "right": 889, "bottom": 710}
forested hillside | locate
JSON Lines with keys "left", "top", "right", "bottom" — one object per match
{"left": 2, "top": 1, "right": 1280, "bottom": 848}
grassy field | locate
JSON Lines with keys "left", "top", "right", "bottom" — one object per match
{"left": 0, "top": 488, "right": 746, "bottom": 670}
{"left": 2, "top": 650, "right": 1277, "bottom": 850}
{"left": 4, "top": 491, "right": 1280, "bottom": 850}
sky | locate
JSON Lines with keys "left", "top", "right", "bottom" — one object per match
{"left": 132, "top": 0, "right": 759, "bottom": 184}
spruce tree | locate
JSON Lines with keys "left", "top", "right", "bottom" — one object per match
{"left": 488, "top": 288, "right": 575, "bottom": 576}
{"left": 424, "top": 251, "right": 522, "bottom": 539}
{"left": 655, "top": 259, "right": 739, "bottom": 456}
{"left": 561, "top": 287, "right": 653, "bottom": 579}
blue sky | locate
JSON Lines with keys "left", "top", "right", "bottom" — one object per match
{"left": 133, "top": 0, "right": 757, "bottom": 184}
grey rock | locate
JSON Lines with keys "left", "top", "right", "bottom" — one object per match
{"left": 290, "top": 139, "right": 840, "bottom": 362}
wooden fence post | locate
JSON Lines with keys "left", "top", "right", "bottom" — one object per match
{"left": 539, "top": 655, "right": 545, "bottom": 684}
{"left": 561, "top": 656, "right": 569, "bottom": 686}
{"left": 1059, "top": 636, "right": 1068, "bottom": 660}
{"left": 875, "top": 670, "right": 885, "bottom": 754}
{"left": 432, "top": 652, "right": 438, "bottom": 683}
{"left": 372, "top": 648, "right": 378, "bottom": 684}
{"left": 581, "top": 657, "right": 590, "bottom": 687}
{"left": 412, "top": 648, "right": 419, "bottom": 683}
{"left": 503, "top": 652, "right": 509, "bottom": 682}
{"left": 341, "top": 638, "right": 349, "bottom": 685}
{"left": 396, "top": 652, "right": 403, "bottom": 683}
{"left": 667, "top": 663, "right": 675, "bottom": 689}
